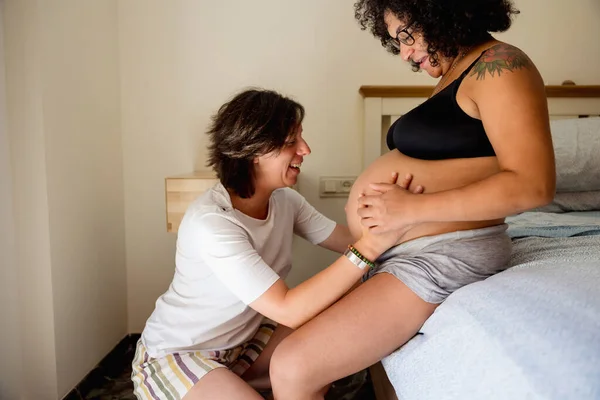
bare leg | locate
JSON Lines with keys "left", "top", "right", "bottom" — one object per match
{"left": 183, "top": 324, "right": 294, "bottom": 399}
{"left": 183, "top": 368, "right": 264, "bottom": 400}
{"left": 242, "top": 324, "right": 294, "bottom": 390}
{"left": 270, "top": 274, "right": 438, "bottom": 400}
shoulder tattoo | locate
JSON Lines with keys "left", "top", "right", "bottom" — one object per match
{"left": 470, "top": 44, "right": 532, "bottom": 80}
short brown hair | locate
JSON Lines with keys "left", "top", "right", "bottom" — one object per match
{"left": 206, "top": 88, "right": 305, "bottom": 198}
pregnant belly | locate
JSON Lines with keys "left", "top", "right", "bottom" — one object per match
{"left": 346, "top": 149, "right": 505, "bottom": 243}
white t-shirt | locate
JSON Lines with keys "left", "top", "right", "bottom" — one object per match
{"left": 142, "top": 183, "right": 336, "bottom": 358}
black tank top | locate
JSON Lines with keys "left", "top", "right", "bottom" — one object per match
{"left": 386, "top": 52, "right": 496, "bottom": 160}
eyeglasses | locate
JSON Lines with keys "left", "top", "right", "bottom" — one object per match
{"left": 390, "top": 24, "right": 415, "bottom": 50}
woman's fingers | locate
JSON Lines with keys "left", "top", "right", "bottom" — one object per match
{"left": 361, "top": 217, "right": 378, "bottom": 228}
{"left": 367, "top": 173, "right": 424, "bottom": 195}
{"left": 367, "top": 183, "right": 397, "bottom": 194}
{"left": 358, "top": 192, "right": 368, "bottom": 209}
{"left": 387, "top": 172, "right": 400, "bottom": 185}
{"left": 399, "top": 173, "right": 424, "bottom": 193}
{"left": 368, "top": 225, "right": 384, "bottom": 234}
{"left": 356, "top": 203, "right": 372, "bottom": 218}
{"left": 398, "top": 173, "right": 413, "bottom": 190}
{"left": 357, "top": 193, "right": 380, "bottom": 208}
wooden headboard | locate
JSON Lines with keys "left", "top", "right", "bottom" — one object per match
{"left": 359, "top": 84, "right": 600, "bottom": 168}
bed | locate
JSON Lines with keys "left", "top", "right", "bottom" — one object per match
{"left": 360, "top": 84, "right": 600, "bottom": 400}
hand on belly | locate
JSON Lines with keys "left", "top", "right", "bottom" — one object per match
{"left": 345, "top": 150, "right": 501, "bottom": 243}
{"left": 358, "top": 179, "right": 421, "bottom": 233}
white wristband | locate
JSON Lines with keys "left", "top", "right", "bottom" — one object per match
{"left": 343, "top": 247, "right": 371, "bottom": 270}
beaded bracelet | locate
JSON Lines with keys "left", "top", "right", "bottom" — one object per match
{"left": 348, "top": 244, "right": 376, "bottom": 269}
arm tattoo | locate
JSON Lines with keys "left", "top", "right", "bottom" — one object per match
{"left": 470, "top": 44, "right": 532, "bottom": 80}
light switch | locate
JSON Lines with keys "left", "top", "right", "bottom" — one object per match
{"left": 324, "top": 180, "right": 337, "bottom": 193}
{"left": 319, "top": 176, "right": 357, "bottom": 198}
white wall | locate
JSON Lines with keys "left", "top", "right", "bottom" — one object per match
{"left": 0, "top": 2, "right": 23, "bottom": 398}
{"left": 3, "top": 0, "right": 126, "bottom": 398}
{"left": 500, "top": 0, "right": 600, "bottom": 86}
{"left": 40, "top": 1, "right": 127, "bottom": 396}
{"left": 4, "top": 1, "right": 59, "bottom": 397}
{"left": 120, "top": 0, "right": 600, "bottom": 333}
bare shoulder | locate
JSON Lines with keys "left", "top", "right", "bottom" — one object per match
{"left": 464, "top": 42, "right": 546, "bottom": 113}
{"left": 463, "top": 42, "right": 551, "bottom": 150}
{"left": 458, "top": 42, "right": 545, "bottom": 120}
{"left": 468, "top": 42, "right": 537, "bottom": 81}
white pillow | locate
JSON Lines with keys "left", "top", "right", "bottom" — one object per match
{"left": 533, "top": 191, "right": 600, "bottom": 212}
{"left": 550, "top": 117, "right": 600, "bottom": 192}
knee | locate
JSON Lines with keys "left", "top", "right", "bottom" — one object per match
{"left": 269, "top": 337, "right": 314, "bottom": 391}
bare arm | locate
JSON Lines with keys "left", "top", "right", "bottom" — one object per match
{"left": 250, "top": 237, "right": 383, "bottom": 329}
{"left": 198, "top": 210, "right": 400, "bottom": 330}
{"left": 251, "top": 174, "right": 424, "bottom": 328}
{"left": 250, "top": 173, "right": 428, "bottom": 327}
{"left": 359, "top": 44, "right": 555, "bottom": 231}
{"left": 317, "top": 224, "right": 353, "bottom": 254}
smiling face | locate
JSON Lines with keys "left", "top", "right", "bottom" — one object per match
{"left": 384, "top": 10, "right": 445, "bottom": 78}
{"left": 253, "top": 124, "right": 311, "bottom": 192}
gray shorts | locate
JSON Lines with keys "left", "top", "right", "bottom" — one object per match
{"left": 364, "top": 224, "right": 512, "bottom": 304}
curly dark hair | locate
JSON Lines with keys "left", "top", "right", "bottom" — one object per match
{"left": 206, "top": 88, "right": 305, "bottom": 199}
{"left": 354, "top": 0, "right": 520, "bottom": 69}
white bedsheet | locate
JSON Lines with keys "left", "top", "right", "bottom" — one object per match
{"left": 381, "top": 214, "right": 600, "bottom": 400}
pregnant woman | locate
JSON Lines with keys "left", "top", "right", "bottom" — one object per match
{"left": 270, "top": 1, "right": 556, "bottom": 399}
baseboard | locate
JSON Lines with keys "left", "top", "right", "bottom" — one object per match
{"left": 62, "top": 333, "right": 141, "bottom": 400}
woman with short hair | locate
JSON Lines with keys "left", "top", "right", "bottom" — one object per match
{"left": 131, "top": 88, "right": 416, "bottom": 399}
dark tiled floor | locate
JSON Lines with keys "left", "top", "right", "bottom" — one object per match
{"left": 64, "top": 335, "right": 139, "bottom": 400}
{"left": 68, "top": 335, "right": 376, "bottom": 400}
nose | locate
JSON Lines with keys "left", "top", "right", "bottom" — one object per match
{"left": 297, "top": 137, "right": 311, "bottom": 156}
{"left": 400, "top": 43, "right": 414, "bottom": 62}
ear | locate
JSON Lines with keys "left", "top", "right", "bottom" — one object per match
{"left": 253, "top": 157, "right": 260, "bottom": 164}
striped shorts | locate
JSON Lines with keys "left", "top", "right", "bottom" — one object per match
{"left": 131, "top": 321, "right": 276, "bottom": 400}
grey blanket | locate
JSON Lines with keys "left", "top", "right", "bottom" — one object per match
{"left": 382, "top": 234, "right": 600, "bottom": 400}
